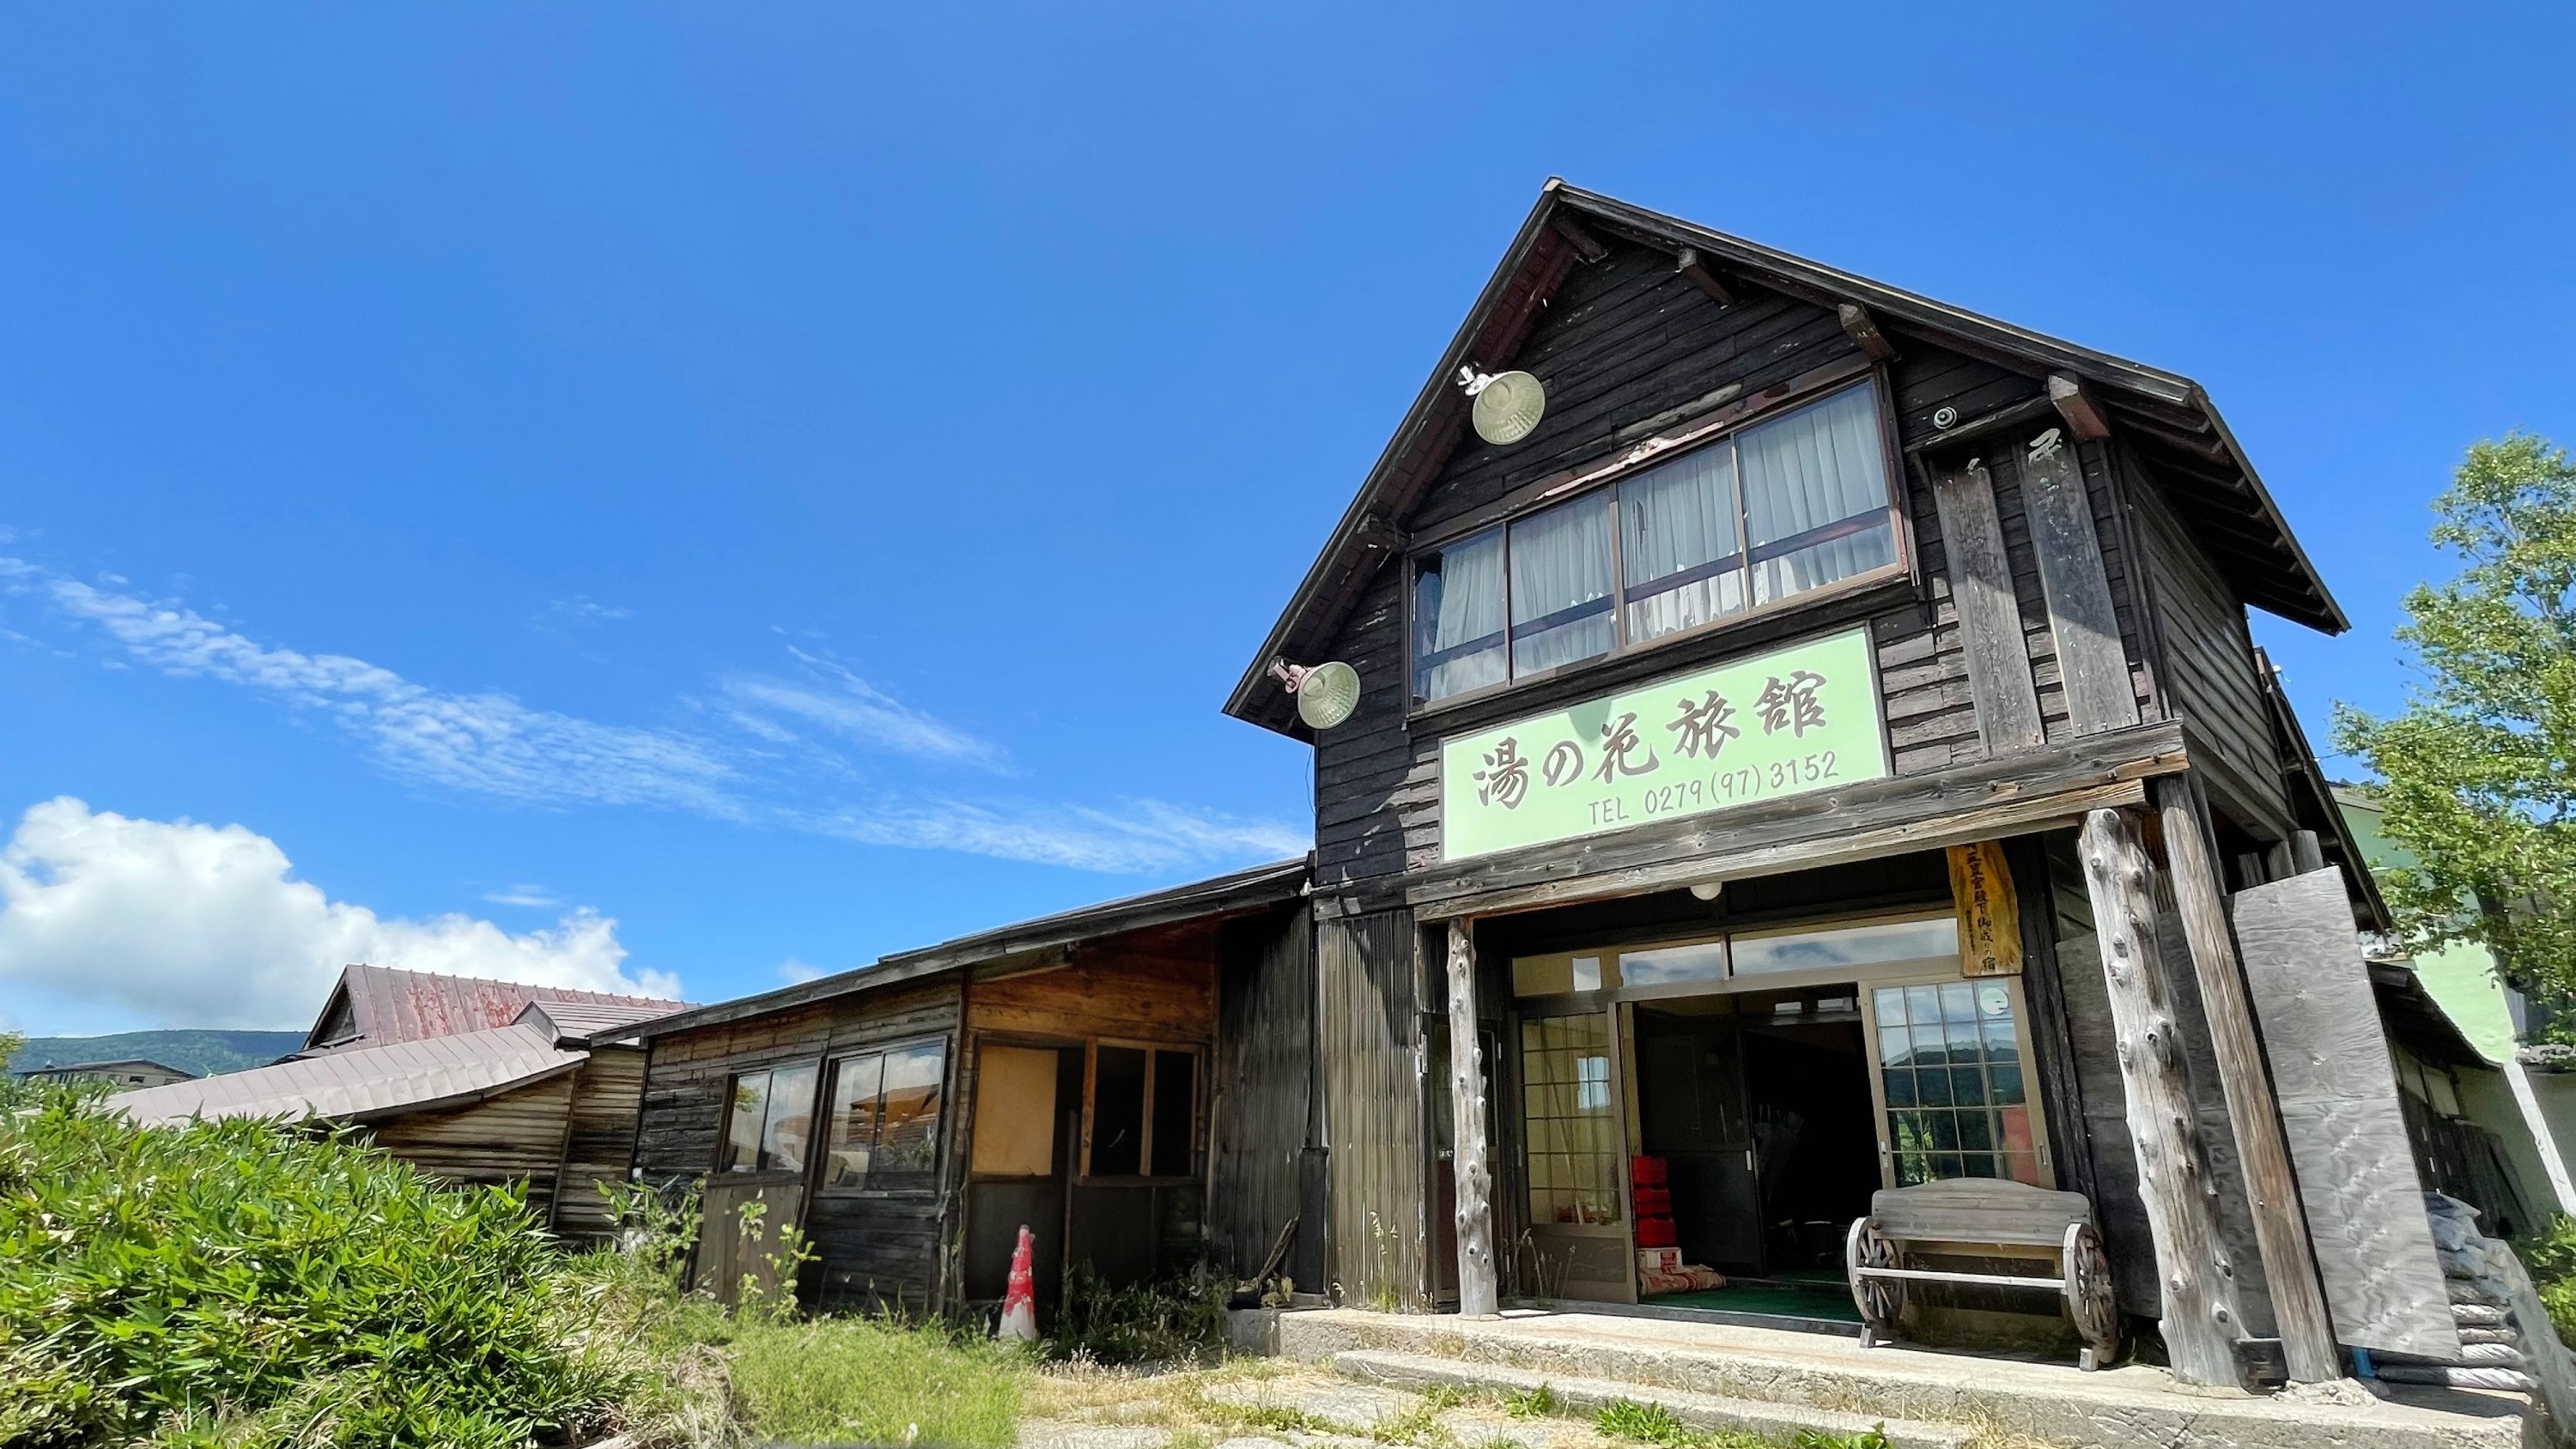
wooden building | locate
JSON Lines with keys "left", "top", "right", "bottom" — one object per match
{"left": 1217, "top": 182, "right": 2455, "bottom": 1387}
{"left": 608, "top": 861, "right": 1311, "bottom": 1314}
{"left": 112, "top": 970, "right": 678, "bottom": 1243}
{"left": 22, "top": 1058, "right": 195, "bottom": 1088}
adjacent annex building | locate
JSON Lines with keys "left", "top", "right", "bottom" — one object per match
{"left": 623, "top": 182, "right": 2485, "bottom": 1391}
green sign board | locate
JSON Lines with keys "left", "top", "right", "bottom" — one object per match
{"left": 1439, "top": 627, "right": 1889, "bottom": 862}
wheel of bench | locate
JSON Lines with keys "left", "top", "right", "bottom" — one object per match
{"left": 1847, "top": 1216, "right": 1904, "bottom": 1347}
{"left": 2061, "top": 1221, "right": 2118, "bottom": 1370}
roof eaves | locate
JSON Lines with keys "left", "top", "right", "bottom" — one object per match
{"left": 601, "top": 858, "right": 1309, "bottom": 1042}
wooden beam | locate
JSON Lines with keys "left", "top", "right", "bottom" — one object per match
{"left": 1673, "top": 247, "right": 1735, "bottom": 306}
{"left": 2151, "top": 774, "right": 2340, "bottom": 1384}
{"left": 1930, "top": 457, "right": 2045, "bottom": 755}
{"left": 2048, "top": 374, "right": 2113, "bottom": 442}
{"left": 1838, "top": 302, "right": 1897, "bottom": 361}
{"left": 2020, "top": 428, "right": 2142, "bottom": 736}
{"left": 1551, "top": 215, "right": 1608, "bottom": 264}
{"left": 2077, "top": 808, "right": 2247, "bottom": 1386}
{"left": 1444, "top": 921, "right": 1498, "bottom": 1317}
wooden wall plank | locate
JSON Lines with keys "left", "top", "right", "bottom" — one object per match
{"left": 1929, "top": 457, "right": 2044, "bottom": 755}
{"left": 967, "top": 953, "right": 1216, "bottom": 1045}
{"left": 1208, "top": 906, "right": 1314, "bottom": 1277}
{"left": 2234, "top": 867, "right": 2462, "bottom": 1359}
{"left": 2021, "top": 428, "right": 2142, "bottom": 735}
{"left": 1318, "top": 908, "right": 1426, "bottom": 1307}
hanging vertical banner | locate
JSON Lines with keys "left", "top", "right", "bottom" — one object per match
{"left": 1947, "top": 840, "right": 2022, "bottom": 977}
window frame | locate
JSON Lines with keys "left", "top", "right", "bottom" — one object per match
{"left": 1404, "top": 372, "right": 1911, "bottom": 718}
{"left": 714, "top": 1058, "right": 823, "bottom": 1177}
{"left": 814, "top": 1033, "right": 952, "bottom": 1197}
{"left": 1077, "top": 1037, "right": 1203, "bottom": 1185}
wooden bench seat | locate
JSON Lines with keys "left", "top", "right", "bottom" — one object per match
{"left": 1845, "top": 1178, "right": 2119, "bottom": 1368}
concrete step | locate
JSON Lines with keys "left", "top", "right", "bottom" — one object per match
{"left": 1333, "top": 1348, "right": 1969, "bottom": 1449}
{"left": 1274, "top": 1308, "right": 2531, "bottom": 1449}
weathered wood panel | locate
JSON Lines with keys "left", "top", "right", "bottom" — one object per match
{"left": 1209, "top": 906, "right": 1313, "bottom": 1277}
{"left": 368, "top": 1073, "right": 576, "bottom": 1222}
{"left": 2020, "top": 429, "right": 2142, "bottom": 735}
{"left": 550, "top": 1046, "right": 646, "bottom": 1243}
{"left": 1319, "top": 908, "right": 1426, "bottom": 1307}
{"left": 2124, "top": 457, "right": 2288, "bottom": 834}
{"left": 632, "top": 979, "right": 963, "bottom": 1312}
{"left": 968, "top": 951, "right": 1215, "bottom": 1046}
{"left": 1929, "top": 457, "right": 2044, "bottom": 755}
{"left": 2235, "top": 867, "right": 2461, "bottom": 1358}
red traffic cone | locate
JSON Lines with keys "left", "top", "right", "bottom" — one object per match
{"left": 997, "top": 1224, "right": 1038, "bottom": 1342}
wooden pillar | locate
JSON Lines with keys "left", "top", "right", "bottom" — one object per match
{"left": 2078, "top": 807, "right": 2245, "bottom": 1385}
{"left": 1445, "top": 920, "right": 1498, "bottom": 1317}
{"left": 2153, "top": 773, "right": 2341, "bottom": 1384}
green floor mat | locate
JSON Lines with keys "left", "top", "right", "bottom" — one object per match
{"left": 1643, "top": 1282, "right": 1863, "bottom": 1322}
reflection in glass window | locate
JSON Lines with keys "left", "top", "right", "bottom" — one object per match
{"left": 1617, "top": 940, "right": 1730, "bottom": 987}
{"left": 720, "top": 1062, "right": 819, "bottom": 1174}
{"left": 1730, "top": 915, "right": 1960, "bottom": 976}
{"left": 1508, "top": 496, "right": 1617, "bottom": 676}
{"left": 1521, "top": 1015, "right": 1621, "bottom": 1224}
{"left": 1872, "top": 979, "right": 2038, "bottom": 1186}
{"left": 1411, "top": 527, "right": 1508, "bottom": 705}
{"left": 822, "top": 1040, "right": 947, "bottom": 1191}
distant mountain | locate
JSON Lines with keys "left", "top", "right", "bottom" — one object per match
{"left": 9, "top": 1029, "right": 307, "bottom": 1078}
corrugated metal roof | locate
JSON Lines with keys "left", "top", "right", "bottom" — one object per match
{"left": 113, "top": 1024, "right": 586, "bottom": 1126}
{"left": 305, "top": 963, "right": 680, "bottom": 1052}
{"left": 513, "top": 997, "right": 689, "bottom": 1044}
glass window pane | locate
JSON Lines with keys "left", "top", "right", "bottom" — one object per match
{"left": 822, "top": 1053, "right": 885, "bottom": 1188}
{"left": 1951, "top": 1065, "right": 1986, "bottom": 1105}
{"left": 1734, "top": 916, "right": 1960, "bottom": 977}
{"left": 873, "top": 1042, "right": 946, "bottom": 1185}
{"left": 723, "top": 1072, "right": 770, "bottom": 1173}
{"left": 1620, "top": 442, "right": 1747, "bottom": 643}
{"left": 761, "top": 1062, "right": 818, "bottom": 1174}
{"left": 1618, "top": 940, "right": 1728, "bottom": 988}
{"left": 1905, "top": 984, "right": 1942, "bottom": 1028}
{"left": 1872, "top": 987, "right": 1907, "bottom": 1028}
{"left": 1412, "top": 528, "right": 1507, "bottom": 704}
{"left": 1091, "top": 1046, "right": 1148, "bottom": 1177}
{"left": 1875, "top": 1023, "right": 1911, "bottom": 1067}
{"left": 1958, "top": 1110, "right": 1993, "bottom": 1152}
{"left": 1990, "top": 1061, "right": 2026, "bottom": 1105}
{"left": 1917, "top": 1068, "right": 1954, "bottom": 1107}
{"left": 1884, "top": 1069, "right": 1917, "bottom": 1108}
{"left": 1519, "top": 1015, "right": 1620, "bottom": 1224}
{"left": 1509, "top": 496, "right": 1616, "bottom": 676}
{"left": 1737, "top": 384, "right": 1897, "bottom": 606}
{"left": 1150, "top": 1050, "right": 1196, "bottom": 1177}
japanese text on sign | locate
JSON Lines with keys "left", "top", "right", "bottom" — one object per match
{"left": 1440, "top": 629, "right": 1889, "bottom": 862}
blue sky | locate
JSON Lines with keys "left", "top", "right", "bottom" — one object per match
{"left": 2, "top": 5, "right": 2569, "bottom": 1034}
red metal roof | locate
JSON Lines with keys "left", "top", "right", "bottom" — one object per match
{"left": 303, "top": 963, "right": 679, "bottom": 1053}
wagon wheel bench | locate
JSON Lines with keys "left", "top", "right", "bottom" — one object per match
{"left": 1845, "top": 1178, "right": 2119, "bottom": 1369}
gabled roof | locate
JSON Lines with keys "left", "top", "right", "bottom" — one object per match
{"left": 302, "top": 963, "right": 679, "bottom": 1054}
{"left": 513, "top": 997, "right": 681, "bottom": 1046}
{"left": 602, "top": 857, "right": 1309, "bottom": 1042}
{"left": 112, "top": 1024, "right": 584, "bottom": 1127}
{"left": 1225, "top": 180, "right": 2347, "bottom": 738}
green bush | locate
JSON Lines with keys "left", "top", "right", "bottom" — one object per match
{"left": 0, "top": 1072, "right": 635, "bottom": 1447}
{"left": 1047, "top": 1263, "right": 1229, "bottom": 1366}
{"left": 2515, "top": 1215, "right": 2576, "bottom": 1348}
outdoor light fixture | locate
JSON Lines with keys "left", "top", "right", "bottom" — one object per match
{"left": 1689, "top": 880, "right": 1725, "bottom": 902}
{"left": 1458, "top": 364, "right": 1546, "bottom": 445}
{"left": 1271, "top": 658, "right": 1362, "bottom": 731}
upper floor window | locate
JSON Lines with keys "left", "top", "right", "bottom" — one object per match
{"left": 1411, "top": 380, "right": 1899, "bottom": 707}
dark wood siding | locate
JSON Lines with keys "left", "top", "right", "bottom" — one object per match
{"left": 550, "top": 1046, "right": 646, "bottom": 1244}
{"left": 634, "top": 979, "right": 963, "bottom": 1313}
{"left": 2123, "top": 450, "right": 2288, "bottom": 834}
{"left": 1317, "top": 907, "right": 1427, "bottom": 1307}
{"left": 368, "top": 1073, "right": 576, "bottom": 1222}
{"left": 1209, "top": 905, "right": 1314, "bottom": 1276}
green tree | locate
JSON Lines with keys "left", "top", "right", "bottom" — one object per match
{"left": 2336, "top": 433, "right": 2576, "bottom": 1003}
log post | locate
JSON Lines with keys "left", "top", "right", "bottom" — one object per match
{"left": 2079, "top": 807, "right": 2245, "bottom": 1385}
{"left": 2153, "top": 774, "right": 2341, "bottom": 1383}
{"left": 1445, "top": 920, "right": 1499, "bottom": 1317}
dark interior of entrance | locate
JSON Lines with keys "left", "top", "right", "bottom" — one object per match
{"left": 1635, "top": 987, "right": 1878, "bottom": 1309}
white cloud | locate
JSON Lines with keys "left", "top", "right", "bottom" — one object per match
{"left": 1, "top": 557, "right": 1309, "bottom": 876}
{"left": 0, "top": 797, "right": 679, "bottom": 1031}
{"left": 544, "top": 597, "right": 632, "bottom": 626}
{"left": 483, "top": 885, "right": 563, "bottom": 909}
{"left": 720, "top": 649, "right": 1006, "bottom": 771}
{"left": 778, "top": 957, "right": 829, "bottom": 985}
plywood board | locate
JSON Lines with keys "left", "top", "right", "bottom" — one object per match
{"left": 2234, "top": 867, "right": 2461, "bottom": 1357}
{"left": 971, "top": 1045, "right": 1058, "bottom": 1177}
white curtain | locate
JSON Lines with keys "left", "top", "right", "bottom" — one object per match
{"left": 1413, "top": 528, "right": 1506, "bottom": 701}
{"left": 1620, "top": 442, "right": 1747, "bottom": 643}
{"left": 1509, "top": 496, "right": 1615, "bottom": 676}
{"left": 1738, "top": 383, "right": 1897, "bottom": 604}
